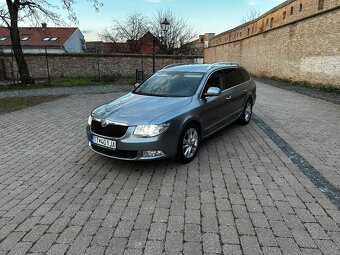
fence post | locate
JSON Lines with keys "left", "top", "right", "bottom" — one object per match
{"left": 45, "top": 47, "right": 51, "bottom": 86}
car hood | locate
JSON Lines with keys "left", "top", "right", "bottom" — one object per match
{"left": 92, "top": 92, "right": 192, "bottom": 126}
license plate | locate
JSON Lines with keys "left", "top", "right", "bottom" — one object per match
{"left": 92, "top": 135, "right": 116, "bottom": 150}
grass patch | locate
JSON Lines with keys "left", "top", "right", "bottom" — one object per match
{"left": 0, "top": 77, "right": 136, "bottom": 92}
{"left": 0, "top": 95, "right": 66, "bottom": 115}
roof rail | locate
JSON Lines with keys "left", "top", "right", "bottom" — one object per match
{"left": 162, "top": 63, "right": 193, "bottom": 69}
{"left": 209, "top": 62, "right": 239, "bottom": 69}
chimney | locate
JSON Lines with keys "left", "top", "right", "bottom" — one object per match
{"left": 42, "top": 23, "right": 47, "bottom": 29}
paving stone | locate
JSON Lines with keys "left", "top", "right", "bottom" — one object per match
{"left": 183, "top": 242, "right": 202, "bottom": 255}
{"left": 305, "top": 223, "right": 329, "bottom": 240}
{"left": 277, "top": 237, "right": 301, "bottom": 255}
{"left": 127, "top": 230, "right": 147, "bottom": 249}
{"left": 220, "top": 225, "right": 239, "bottom": 244}
{"left": 262, "top": 246, "right": 282, "bottom": 255}
{"left": 184, "top": 224, "right": 201, "bottom": 242}
{"left": 240, "top": 235, "right": 262, "bottom": 255}
{"left": 0, "top": 232, "right": 26, "bottom": 251}
{"left": 168, "top": 216, "right": 184, "bottom": 232}
{"left": 105, "top": 238, "right": 128, "bottom": 255}
{"left": 202, "top": 217, "right": 219, "bottom": 233}
{"left": 203, "top": 233, "right": 222, "bottom": 254}
{"left": 92, "top": 227, "right": 114, "bottom": 246}
{"left": 67, "top": 235, "right": 92, "bottom": 255}
{"left": 114, "top": 221, "right": 134, "bottom": 238}
{"left": 235, "top": 218, "right": 255, "bottom": 235}
{"left": 256, "top": 228, "right": 277, "bottom": 247}
{"left": 30, "top": 233, "right": 58, "bottom": 253}
{"left": 57, "top": 226, "right": 82, "bottom": 244}
{"left": 148, "top": 223, "right": 167, "bottom": 240}
{"left": 165, "top": 232, "right": 183, "bottom": 252}
{"left": 144, "top": 240, "right": 163, "bottom": 255}
{"left": 222, "top": 244, "right": 242, "bottom": 255}
{"left": 7, "top": 242, "right": 32, "bottom": 255}
{"left": 46, "top": 244, "right": 69, "bottom": 255}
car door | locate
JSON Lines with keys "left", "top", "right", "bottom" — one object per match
{"left": 221, "top": 68, "right": 245, "bottom": 122}
{"left": 199, "top": 70, "right": 227, "bottom": 135}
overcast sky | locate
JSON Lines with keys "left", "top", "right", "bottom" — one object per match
{"left": 20, "top": 0, "right": 286, "bottom": 41}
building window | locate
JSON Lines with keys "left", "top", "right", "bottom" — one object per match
{"left": 50, "top": 37, "right": 58, "bottom": 41}
{"left": 270, "top": 17, "right": 274, "bottom": 28}
{"left": 283, "top": 11, "right": 287, "bottom": 20}
{"left": 20, "top": 36, "right": 30, "bottom": 41}
{"left": 266, "top": 19, "right": 269, "bottom": 26}
{"left": 43, "top": 37, "right": 51, "bottom": 41}
{"left": 247, "top": 28, "right": 250, "bottom": 35}
{"left": 291, "top": 6, "right": 294, "bottom": 15}
{"left": 318, "top": 0, "right": 324, "bottom": 10}
{"left": 299, "top": 4, "right": 303, "bottom": 12}
{"left": 0, "top": 36, "right": 7, "bottom": 41}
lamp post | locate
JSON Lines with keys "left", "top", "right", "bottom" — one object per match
{"left": 161, "top": 18, "right": 170, "bottom": 53}
{"left": 153, "top": 18, "right": 170, "bottom": 73}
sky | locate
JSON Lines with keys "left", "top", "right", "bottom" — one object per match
{"left": 20, "top": 0, "right": 285, "bottom": 41}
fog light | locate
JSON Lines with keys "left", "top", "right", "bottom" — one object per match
{"left": 142, "top": 150, "right": 165, "bottom": 158}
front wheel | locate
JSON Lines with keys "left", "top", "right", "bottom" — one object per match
{"left": 239, "top": 100, "right": 252, "bottom": 125}
{"left": 176, "top": 124, "right": 200, "bottom": 163}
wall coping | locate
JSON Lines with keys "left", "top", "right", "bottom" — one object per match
{"left": 208, "top": 5, "right": 340, "bottom": 48}
{"left": 0, "top": 52, "right": 203, "bottom": 59}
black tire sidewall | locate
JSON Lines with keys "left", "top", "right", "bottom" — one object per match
{"left": 240, "top": 100, "right": 252, "bottom": 125}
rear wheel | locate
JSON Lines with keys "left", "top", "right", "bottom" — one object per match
{"left": 239, "top": 99, "right": 252, "bottom": 125}
{"left": 176, "top": 124, "right": 200, "bottom": 163}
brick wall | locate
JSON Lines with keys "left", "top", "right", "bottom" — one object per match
{"left": 205, "top": 0, "right": 340, "bottom": 87}
{"left": 0, "top": 53, "right": 199, "bottom": 80}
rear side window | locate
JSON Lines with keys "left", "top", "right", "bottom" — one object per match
{"left": 223, "top": 68, "right": 243, "bottom": 90}
{"left": 239, "top": 68, "right": 251, "bottom": 82}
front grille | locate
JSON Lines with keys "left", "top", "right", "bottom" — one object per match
{"left": 91, "top": 120, "right": 128, "bottom": 138}
{"left": 91, "top": 144, "right": 138, "bottom": 159}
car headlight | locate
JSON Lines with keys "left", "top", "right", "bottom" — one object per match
{"left": 134, "top": 123, "right": 170, "bottom": 137}
{"left": 88, "top": 115, "right": 93, "bottom": 126}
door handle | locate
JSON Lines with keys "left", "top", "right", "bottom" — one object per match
{"left": 226, "top": 96, "right": 232, "bottom": 101}
{"left": 243, "top": 89, "right": 248, "bottom": 93}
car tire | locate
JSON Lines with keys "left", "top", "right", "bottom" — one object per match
{"left": 176, "top": 123, "right": 200, "bottom": 163}
{"left": 239, "top": 99, "right": 252, "bottom": 125}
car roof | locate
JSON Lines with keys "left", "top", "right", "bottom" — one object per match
{"left": 162, "top": 62, "right": 240, "bottom": 73}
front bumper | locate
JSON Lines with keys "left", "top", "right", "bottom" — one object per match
{"left": 87, "top": 125, "right": 178, "bottom": 161}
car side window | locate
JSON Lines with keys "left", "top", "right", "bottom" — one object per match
{"left": 203, "top": 71, "right": 223, "bottom": 94}
{"left": 223, "top": 68, "right": 243, "bottom": 90}
{"left": 239, "top": 68, "right": 251, "bottom": 82}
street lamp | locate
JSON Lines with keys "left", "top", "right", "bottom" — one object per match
{"left": 161, "top": 18, "right": 170, "bottom": 34}
{"left": 161, "top": 18, "right": 170, "bottom": 53}
{"left": 153, "top": 18, "right": 170, "bottom": 73}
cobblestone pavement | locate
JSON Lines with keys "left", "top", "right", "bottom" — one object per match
{"left": 0, "top": 83, "right": 339, "bottom": 255}
{"left": 254, "top": 78, "right": 340, "bottom": 105}
{"left": 0, "top": 85, "right": 133, "bottom": 98}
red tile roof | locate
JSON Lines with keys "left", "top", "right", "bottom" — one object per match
{"left": 0, "top": 27, "right": 78, "bottom": 47}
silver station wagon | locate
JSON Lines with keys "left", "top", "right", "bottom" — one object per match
{"left": 87, "top": 62, "right": 256, "bottom": 163}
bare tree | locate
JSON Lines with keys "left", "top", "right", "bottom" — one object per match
{"left": 151, "top": 9, "right": 197, "bottom": 54}
{"left": 0, "top": 0, "right": 102, "bottom": 85}
{"left": 241, "top": 10, "right": 261, "bottom": 23}
{"left": 100, "top": 11, "right": 149, "bottom": 53}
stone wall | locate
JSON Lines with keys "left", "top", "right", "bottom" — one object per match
{"left": 0, "top": 53, "right": 200, "bottom": 81}
{"left": 205, "top": 0, "right": 340, "bottom": 87}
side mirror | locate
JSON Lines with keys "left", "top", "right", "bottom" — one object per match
{"left": 203, "top": 87, "right": 221, "bottom": 97}
{"left": 134, "top": 83, "right": 140, "bottom": 88}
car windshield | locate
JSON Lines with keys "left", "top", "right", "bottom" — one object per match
{"left": 133, "top": 71, "right": 205, "bottom": 97}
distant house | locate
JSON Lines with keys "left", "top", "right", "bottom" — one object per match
{"left": 0, "top": 23, "right": 86, "bottom": 54}
{"left": 86, "top": 31, "right": 161, "bottom": 54}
